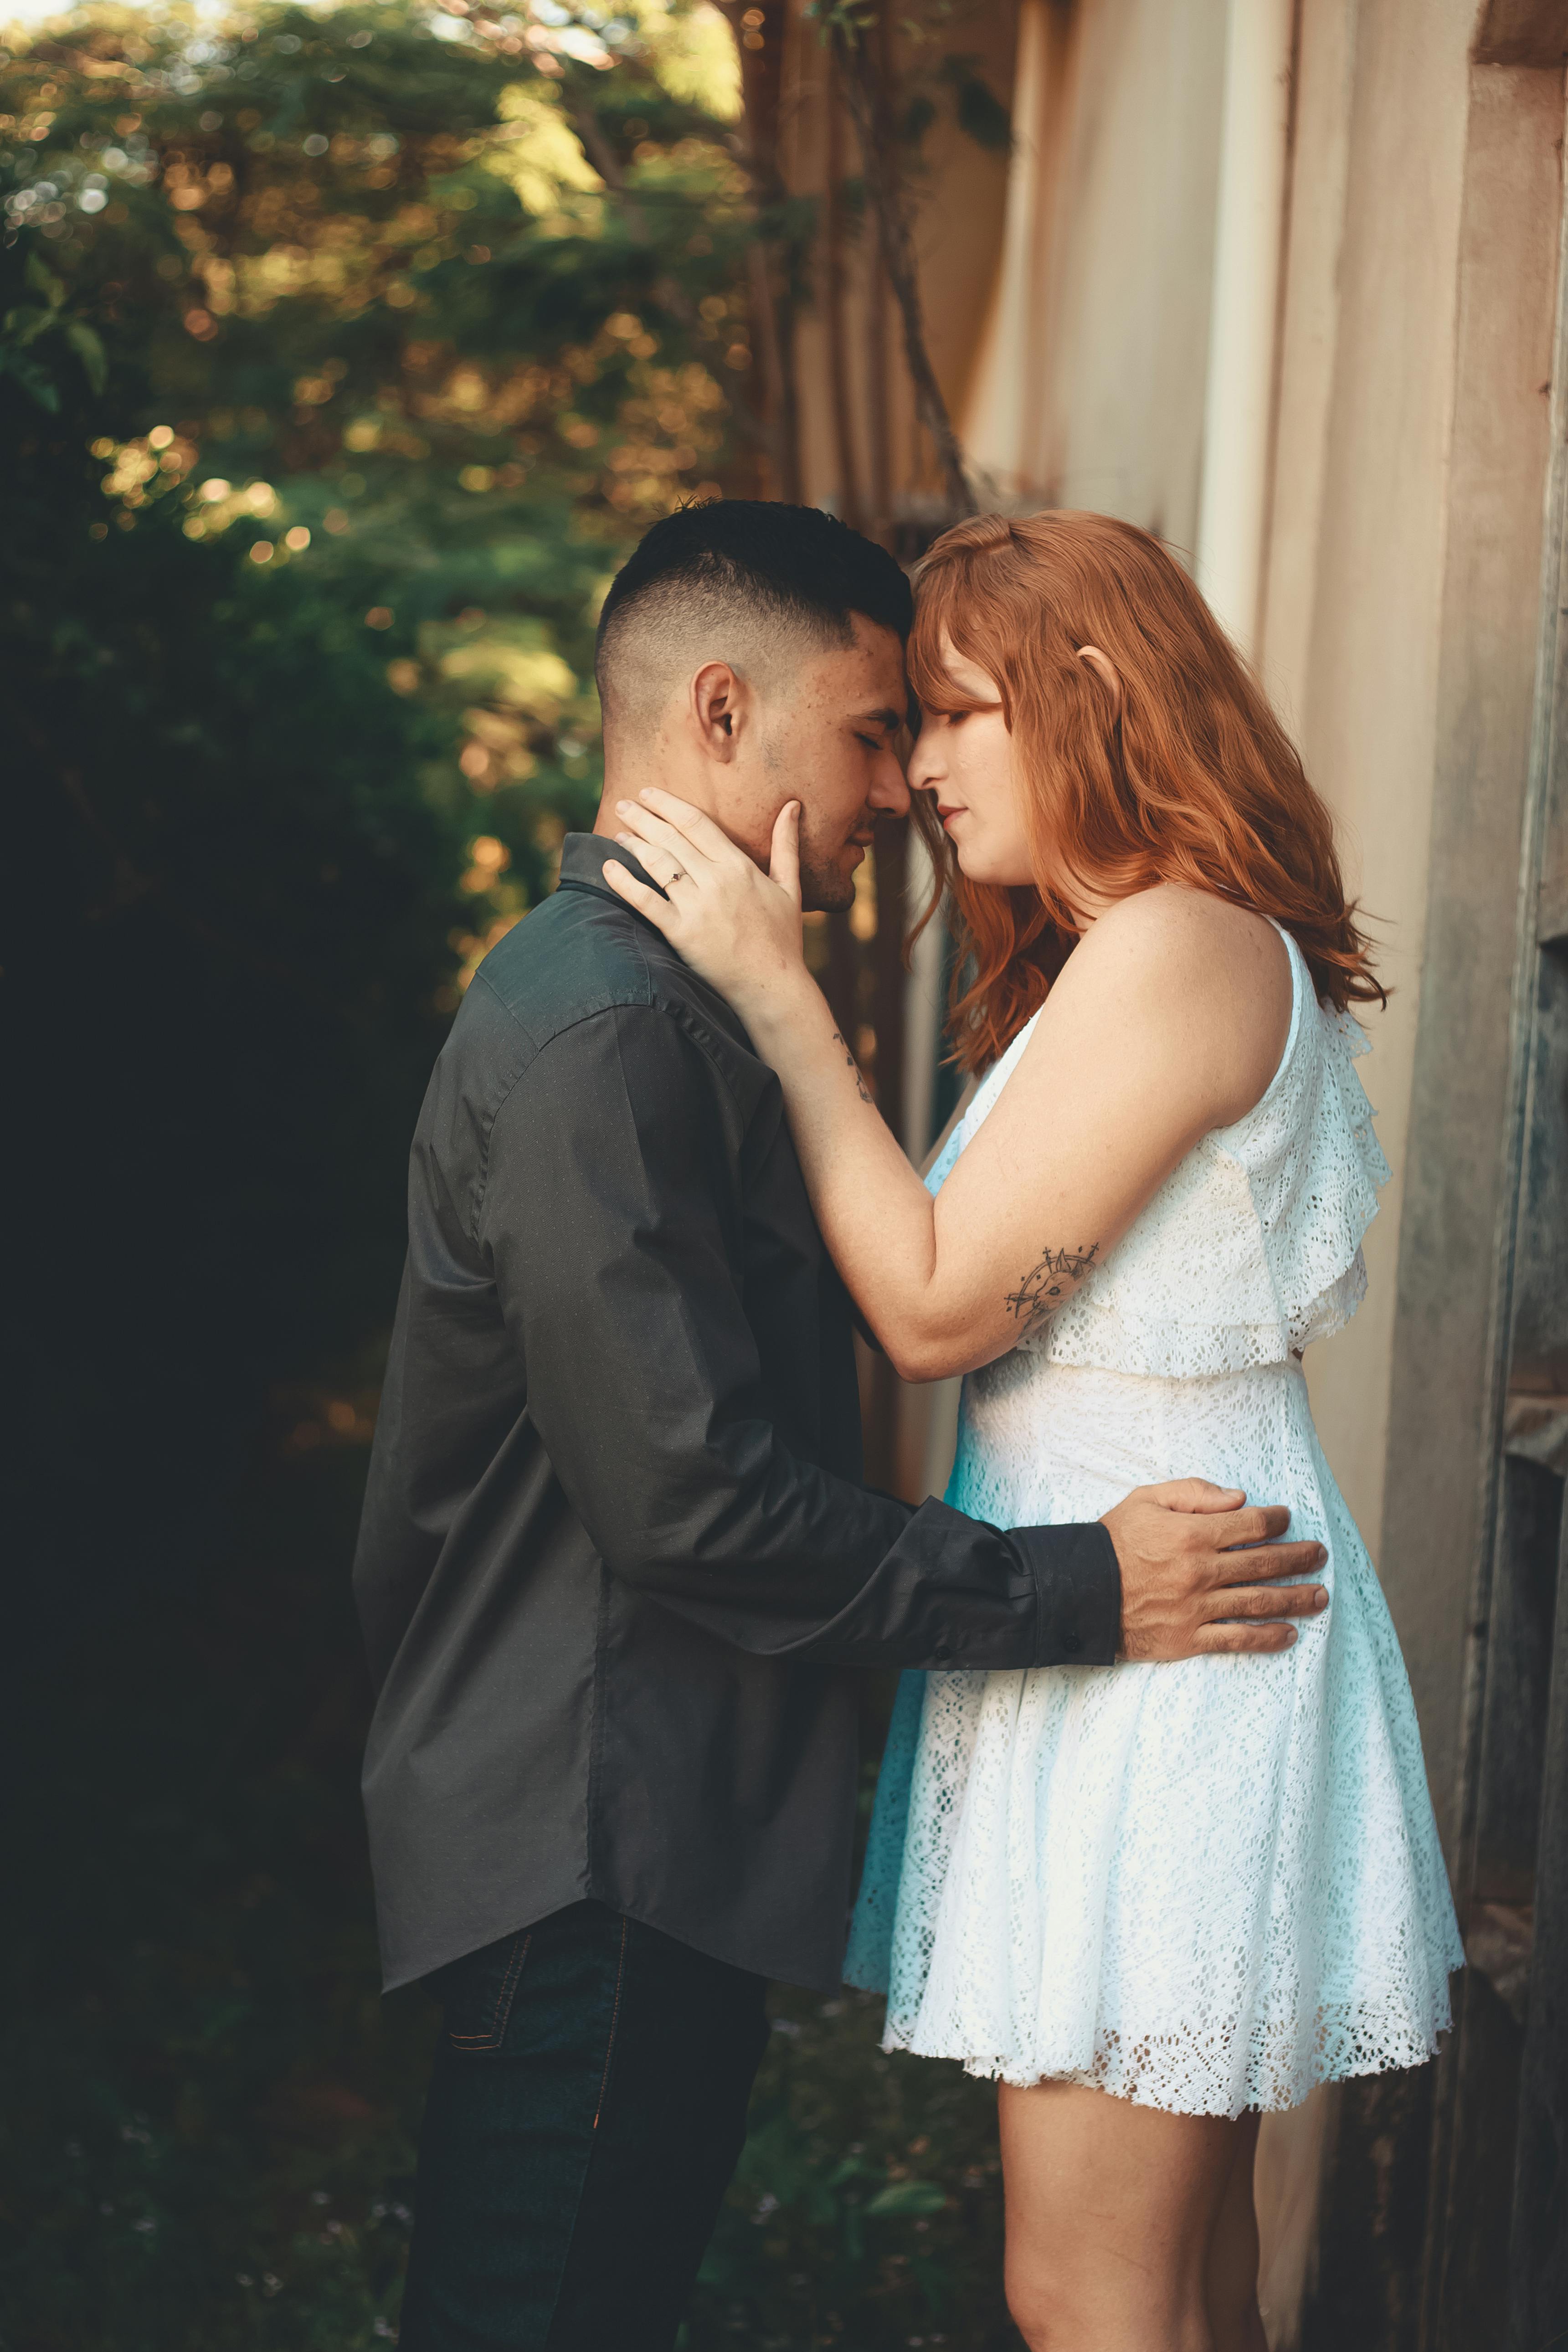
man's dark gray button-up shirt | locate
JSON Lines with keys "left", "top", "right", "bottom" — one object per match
{"left": 353, "top": 832, "right": 1120, "bottom": 1993}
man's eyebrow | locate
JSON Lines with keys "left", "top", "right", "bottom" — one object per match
{"left": 853, "top": 705, "right": 906, "bottom": 733}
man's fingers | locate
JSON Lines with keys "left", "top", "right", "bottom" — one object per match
{"left": 1139, "top": 1478, "right": 1247, "bottom": 1516}
{"left": 1212, "top": 1538, "right": 1326, "bottom": 1587}
{"left": 769, "top": 799, "right": 801, "bottom": 904}
{"left": 1193, "top": 1622, "right": 1300, "bottom": 1655}
{"left": 1205, "top": 1580, "right": 1328, "bottom": 1623}
{"left": 1208, "top": 1503, "right": 1293, "bottom": 1550}
{"left": 602, "top": 860, "right": 678, "bottom": 932}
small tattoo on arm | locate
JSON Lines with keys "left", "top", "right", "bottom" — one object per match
{"left": 1005, "top": 1243, "right": 1100, "bottom": 1333}
{"left": 832, "top": 1029, "right": 874, "bottom": 1105}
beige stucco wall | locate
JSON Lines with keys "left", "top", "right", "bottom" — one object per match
{"left": 963, "top": 0, "right": 1227, "bottom": 547}
{"left": 1270, "top": 0, "right": 1480, "bottom": 1588}
{"left": 960, "top": 0, "right": 1486, "bottom": 1594}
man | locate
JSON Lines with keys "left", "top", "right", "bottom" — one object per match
{"left": 353, "top": 501, "right": 1327, "bottom": 2350}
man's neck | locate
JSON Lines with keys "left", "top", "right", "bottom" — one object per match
{"left": 591, "top": 771, "right": 726, "bottom": 843}
{"left": 591, "top": 764, "right": 771, "bottom": 872}
{"left": 591, "top": 767, "right": 677, "bottom": 839}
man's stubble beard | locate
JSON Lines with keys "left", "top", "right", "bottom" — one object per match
{"left": 798, "top": 855, "right": 857, "bottom": 915}
{"left": 796, "top": 807, "right": 872, "bottom": 915}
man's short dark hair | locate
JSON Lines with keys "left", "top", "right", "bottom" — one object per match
{"left": 594, "top": 499, "right": 912, "bottom": 732}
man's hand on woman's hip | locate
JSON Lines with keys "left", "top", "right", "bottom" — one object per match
{"left": 1100, "top": 1479, "right": 1329, "bottom": 1661}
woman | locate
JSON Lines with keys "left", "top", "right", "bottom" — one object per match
{"left": 603, "top": 511, "right": 1462, "bottom": 2352}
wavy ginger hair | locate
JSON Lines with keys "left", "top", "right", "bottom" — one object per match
{"left": 907, "top": 510, "right": 1384, "bottom": 1073}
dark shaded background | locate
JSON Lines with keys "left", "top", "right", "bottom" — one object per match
{"left": 0, "top": 6, "right": 1017, "bottom": 2346}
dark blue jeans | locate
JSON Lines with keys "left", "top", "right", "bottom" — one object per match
{"left": 400, "top": 1902, "right": 771, "bottom": 2350}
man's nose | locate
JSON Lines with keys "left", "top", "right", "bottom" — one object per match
{"left": 868, "top": 744, "right": 911, "bottom": 816}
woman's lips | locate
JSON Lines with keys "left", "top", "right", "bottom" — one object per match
{"left": 937, "top": 804, "right": 965, "bottom": 828}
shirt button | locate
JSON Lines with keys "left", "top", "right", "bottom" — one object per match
{"left": 1063, "top": 1631, "right": 1083, "bottom": 1656}
{"left": 932, "top": 1641, "right": 953, "bottom": 1664}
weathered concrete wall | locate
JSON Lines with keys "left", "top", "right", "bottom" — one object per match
{"left": 1277, "top": 0, "right": 1478, "bottom": 1612}
{"left": 1280, "top": 10, "right": 1563, "bottom": 1847}
{"left": 1371, "top": 56, "right": 1563, "bottom": 1846}
{"left": 963, "top": 0, "right": 1227, "bottom": 549}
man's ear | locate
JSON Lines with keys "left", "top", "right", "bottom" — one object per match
{"left": 689, "top": 660, "right": 749, "bottom": 762}
{"left": 1075, "top": 644, "right": 1122, "bottom": 712}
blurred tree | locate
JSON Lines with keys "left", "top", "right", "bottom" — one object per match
{"left": 0, "top": 0, "right": 754, "bottom": 1626}
{"left": 0, "top": 17, "right": 1023, "bottom": 2348}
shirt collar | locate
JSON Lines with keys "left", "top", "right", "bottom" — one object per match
{"left": 558, "top": 830, "right": 665, "bottom": 904}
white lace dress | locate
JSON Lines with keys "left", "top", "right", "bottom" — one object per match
{"left": 845, "top": 925, "right": 1463, "bottom": 2116}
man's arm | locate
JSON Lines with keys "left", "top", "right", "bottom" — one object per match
{"left": 481, "top": 1002, "right": 1327, "bottom": 1667}
{"left": 481, "top": 1000, "right": 1112, "bottom": 1669}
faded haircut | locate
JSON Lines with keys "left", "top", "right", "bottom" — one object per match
{"left": 594, "top": 498, "right": 913, "bottom": 734}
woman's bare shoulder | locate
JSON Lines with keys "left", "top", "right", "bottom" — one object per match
{"left": 1069, "top": 885, "right": 1285, "bottom": 999}
{"left": 1042, "top": 886, "right": 1292, "bottom": 1118}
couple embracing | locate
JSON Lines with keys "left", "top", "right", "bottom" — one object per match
{"left": 353, "top": 500, "right": 1461, "bottom": 2351}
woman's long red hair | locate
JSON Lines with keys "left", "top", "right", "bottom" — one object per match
{"left": 907, "top": 510, "right": 1384, "bottom": 1073}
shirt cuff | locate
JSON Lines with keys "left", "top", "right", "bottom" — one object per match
{"left": 1013, "top": 1521, "right": 1122, "bottom": 1665}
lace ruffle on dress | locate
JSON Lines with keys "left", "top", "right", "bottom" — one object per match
{"left": 845, "top": 925, "right": 1463, "bottom": 2117}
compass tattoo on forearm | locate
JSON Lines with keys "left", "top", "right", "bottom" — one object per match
{"left": 1005, "top": 1243, "right": 1100, "bottom": 1333}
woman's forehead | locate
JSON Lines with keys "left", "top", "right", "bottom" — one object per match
{"left": 917, "top": 632, "right": 999, "bottom": 700}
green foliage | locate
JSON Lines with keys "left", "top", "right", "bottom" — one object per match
{"left": 938, "top": 54, "right": 1012, "bottom": 155}
{"left": 805, "top": 0, "right": 1011, "bottom": 162}
{"left": 0, "top": 0, "right": 754, "bottom": 1614}
{"left": 0, "top": 9, "right": 1021, "bottom": 2347}
{"left": 1, "top": 1446, "right": 1015, "bottom": 2348}
{"left": 689, "top": 1975, "right": 1017, "bottom": 2351}
{"left": 0, "top": 0, "right": 753, "bottom": 873}
{"left": 0, "top": 1453, "right": 432, "bottom": 2351}
{"left": 0, "top": 248, "right": 106, "bottom": 405}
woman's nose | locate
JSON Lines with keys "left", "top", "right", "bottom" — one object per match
{"left": 905, "top": 737, "right": 942, "bottom": 794}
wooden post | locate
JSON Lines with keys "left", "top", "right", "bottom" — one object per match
{"left": 823, "top": 50, "right": 863, "bottom": 532}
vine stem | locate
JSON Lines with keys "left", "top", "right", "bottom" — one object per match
{"left": 831, "top": 13, "right": 977, "bottom": 520}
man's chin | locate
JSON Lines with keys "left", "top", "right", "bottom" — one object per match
{"left": 798, "top": 858, "right": 858, "bottom": 916}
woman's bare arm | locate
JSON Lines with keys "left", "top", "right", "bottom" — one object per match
{"left": 605, "top": 796, "right": 1292, "bottom": 1383}
{"left": 920, "top": 1076, "right": 977, "bottom": 1180}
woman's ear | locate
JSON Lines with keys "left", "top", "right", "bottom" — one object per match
{"left": 1075, "top": 644, "right": 1122, "bottom": 712}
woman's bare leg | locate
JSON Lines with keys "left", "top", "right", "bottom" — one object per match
{"left": 997, "top": 2078, "right": 1255, "bottom": 2352}
{"left": 1205, "top": 2112, "right": 1267, "bottom": 2352}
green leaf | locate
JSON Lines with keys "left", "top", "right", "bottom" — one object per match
{"left": 826, "top": 2153, "right": 878, "bottom": 2188}
{"left": 64, "top": 320, "right": 108, "bottom": 394}
{"left": 24, "top": 251, "right": 65, "bottom": 307}
{"left": 0, "top": 347, "right": 61, "bottom": 411}
{"left": 900, "top": 92, "right": 936, "bottom": 146}
{"left": 864, "top": 2178, "right": 948, "bottom": 2218}
{"left": 941, "top": 54, "right": 1013, "bottom": 154}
